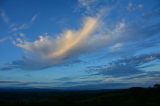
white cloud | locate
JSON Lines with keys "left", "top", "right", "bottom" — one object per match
{"left": 110, "top": 43, "right": 123, "bottom": 52}
{"left": 10, "top": 24, "right": 29, "bottom": 32}
{"left": 30, "top": 14, "right": 38, "bottom": 23}
{"left": 4, "top": 14, "right": 124, "bottom": 70}
{"left": 77, "top": 0, "right": 110, "bottom": 15}
{"left": 127, "top": 2, "right": 143, "bottom": 11}
{"left": 1, "top": 9, "right": 127, "bottom": 70}
{"left": 18, "top": 17, "right": 99, "bottom": 58}
{"left": 11, "top": 16, "right": 100, "bottom": 70}
{"left": 78, "top": 0, "right": 97, "bottom": 10}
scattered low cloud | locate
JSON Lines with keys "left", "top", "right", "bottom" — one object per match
{"left": 78, "top": 0, "right": 97, "bottom": 12}
{"left": 127, "top": 2, "right": 143, "bottom": 11}
{"left": 0, "top": 80, "right": 59, "bottom": 88}
{"left": 87, "top": 53, "right": 160, "bottom": 77}
{"left": 59, "top": 73, "right": 160, "bottom": 89}
{"left": 77, "top": 0, "right": 117, "bottom": 15}
{"left": 1, "top": 72, "right": 159, "bottom": 89}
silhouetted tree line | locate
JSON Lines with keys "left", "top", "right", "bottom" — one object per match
{"left": 154, "top": 84, "right": 160, "bottom": 88}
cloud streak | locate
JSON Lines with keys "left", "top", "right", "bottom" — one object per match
{"left": 10, "top": 14, "right": 38, "bottom": 33}
{"left": 87, "top": 53, "right": 160, "bottom": 77}
{"left": 0, "top": 9, "right": 10, "bottom": 24}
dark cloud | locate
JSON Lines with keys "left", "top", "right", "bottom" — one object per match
{"left": 0, "top": 56, "right": 82, "bottom": 71}
{"left": 62, "top": 79, "right": 102, "bottom": 86}
{"left": 0, "top": 80, "right": 22, "bottom": 84}
{"left": 0, "top": 80, "right": 57, "bottom": 87}
{"left": 123, "top": 72, "right": 160, "bottom": 81}
{"left": 62, "top": 82, "right": 151, "bottom": 90}
{"left": 87, "top": 53, "right": 160, "bottom": 77}
{"left": 56, "top": 77, "right": 73, "bottom": 81}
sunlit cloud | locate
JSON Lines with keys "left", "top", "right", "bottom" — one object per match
{"left": 1, "top": 12, "right": 127, "bottom": 70}
{"left": 1, "top": 16, "right": 101, "bottom": 70}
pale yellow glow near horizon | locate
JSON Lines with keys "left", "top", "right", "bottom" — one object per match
{"left": 50, "top": 17, "right": 99, "bottom": 59}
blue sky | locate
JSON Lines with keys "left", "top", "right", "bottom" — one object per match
{"left": 0, "top": 0, "right": 160, "bottom": 89}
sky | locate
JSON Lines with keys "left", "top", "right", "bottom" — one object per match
{"left": 0, "top": 0, "right": 160, "bottom": 89}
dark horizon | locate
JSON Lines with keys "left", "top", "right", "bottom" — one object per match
{"left": 0, "top": 86, "right": 160, "bottom": 106}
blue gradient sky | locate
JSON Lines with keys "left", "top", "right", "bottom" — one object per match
{"left": 0, "top": 0, "right": 160, "bottom": 89}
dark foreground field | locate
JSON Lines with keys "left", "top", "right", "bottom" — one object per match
{"left": 0, "top": 87, "right": 160, "bottom": 106}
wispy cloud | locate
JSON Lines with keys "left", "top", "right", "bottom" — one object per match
{"left": 0, "top": 37, "right": 8, "bottom": 43}
{"left": 78, "top": 0, "right": 97, "bottom": 12}
{"left": 0, "top": 80, "right": 59, "bottom": 88}
{"left": 0, "top": 9, "right": 10, "bottom": 24}
{"left": 127, "top": 2, "right": 143, "bottom": 12}
{"left": 10, "top": 14, "right": 38, "bottom": 32}
{"left": 10, "top": 24, "right": 29, "bottom": 32}
{"left": 77, "top": 0, "right": 117, "bottom": 15}
{"left": 0, "top": 9, "right": 38, "bottom": 46}
{"left": 30, "top": 14, "right": 38, "bottom": 23}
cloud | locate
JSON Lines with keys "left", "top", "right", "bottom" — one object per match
{"left": 30, "top": 14, "right": 38, "bottom": 23}
{"left": 127, "top": 2, "right": 143, "bottom": 11}
{"left": 2, "top": 1, "right": 160, "bottom": 71}
{"left": 143, "top": 4, "right": 160, "bottom": 19}
{"left": 0, "top": 9, "right": 37, "bottom": 33}
{"left": 1, "top": 16, "right": 101, "bottom": 70}
{"left": 0, "top": 80, "right": 59, "bottom": 88}
{"left": 9, "top": 14, "right": 38, "bottom": 33}
{"left": 0, "top": 9, "right": 10, "bottom": 24}
{"left": 87, "top": 53, "right": 160, "bottom": 77}
{"left": 0, "top": 11, "right": 130, "bottom": 71}
{"left": 109, "top": 42, "right": 123, "bottom": 52}
{"left": 59, "top": 74, "right": 160, "bottom": 89}
{"left": 10, "top": 24, "right": 29, "bottom": 32}
{"left": 0, "top": 36, "right": 12, "bottom": 44}
{"left": 102, "top": 72, "right": 160, "bottom": 87}
{"left": 0, "top": 37, "right": 8, "bottom": 43}
{"left": 56, "top": 77, "right": 73, "bottom": 81}
{"left": 0, "top": 80, "right": 31, "bottom": 87}
{"left": 78, "top": 0, "right": 97, "bottom": 11}
{"left": 77, "top": 0, "right": 117, "bottom": 15}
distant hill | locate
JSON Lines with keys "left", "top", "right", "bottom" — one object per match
{"left": 0, "top": 87, "right": 160, "bottom": 106}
